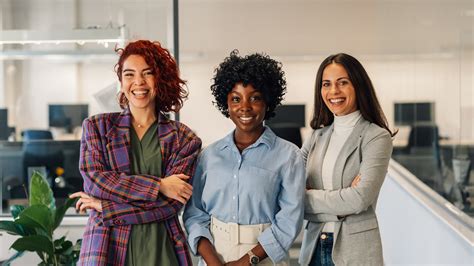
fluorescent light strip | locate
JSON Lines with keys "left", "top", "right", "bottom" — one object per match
{"left": 0, "top": 29, "right": 127, "bottom": 45}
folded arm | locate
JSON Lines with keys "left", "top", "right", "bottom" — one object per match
{"left": 79, "top": 118, "right": 201, "bottom": 223}
{"left": 305, "top": 130, "right": 392, "bottom": 216}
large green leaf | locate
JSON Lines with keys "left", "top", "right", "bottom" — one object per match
{"left": 15, "top": 205, "right": 53, "bottom": 235}
{"left": 0, "top": 221, "right": 26, "bottom": 236}
{"left": 29, "top": 171, "right": 55, "bottom": 211}
{"left": 10, "top": 205, "right": 26, "bottom": 220}
{"left": 53, "top": 197, "right": 77, "bottom": 230}
{"left": 10, "top": 235, "right": 54, "bottom": 256}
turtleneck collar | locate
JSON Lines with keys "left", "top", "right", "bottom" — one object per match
{"left": 333, "top": 110, "right": 361, "bottom": 132}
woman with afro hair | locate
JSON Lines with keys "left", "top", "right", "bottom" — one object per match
{"left": 184, "top": 50, "right": 305, "bottom": 265}
{"left": 70, "top": 40, "right": 201, "bottom": 265}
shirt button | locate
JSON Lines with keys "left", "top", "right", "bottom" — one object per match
{"left": 233, "top": 175, "right": 236, "bottom": 179}
{"left": 232, "top": 216, "right": 236, "bottom": 220}
{"left": 232, "top": 196, "right": 236, "bottom": 200}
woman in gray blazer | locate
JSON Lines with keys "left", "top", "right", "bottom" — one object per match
{"left": 299, "top": 53, "right": 396, "bottom": 266}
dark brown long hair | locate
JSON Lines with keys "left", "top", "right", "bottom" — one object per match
{"left": 310, "top": 53, "right": 396, "bottom": 136}
{"left": 115, "top": 40, "right": 187, "bottom": 113}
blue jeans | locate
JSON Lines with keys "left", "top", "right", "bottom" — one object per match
{"left": 309, "top": 233, "right": 335, "bottom": 266}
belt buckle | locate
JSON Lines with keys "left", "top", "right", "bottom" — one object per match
{"left": 229, "top": 222, "right": 239, "bottom": 245}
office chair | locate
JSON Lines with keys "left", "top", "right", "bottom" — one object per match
{"left": 22, "top": 140, "right": 64, "bottom": 192}
{"left": 22, "top": 130, "right": 53, "bottom": 141}
{"left": 407, "top": 123, "right": 440, "bottom": 159}
{"left": 406, "top": 123, "right": 444, "bottom": 192}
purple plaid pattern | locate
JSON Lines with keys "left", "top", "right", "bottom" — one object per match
{"left": 78, "top": 108, "right": 201, "bottom": 266}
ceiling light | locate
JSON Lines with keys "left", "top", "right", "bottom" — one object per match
{"left": 0, "top": 28, "right": 127, "bottom": 45}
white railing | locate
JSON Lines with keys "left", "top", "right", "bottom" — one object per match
{"left": 377, "top": 159, "right": 474, "bottom": 265}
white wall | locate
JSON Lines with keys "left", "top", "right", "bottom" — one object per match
{"left": 1, "top": 0, "right": 472, "bottom": 142}
{"left": 180, "top": 55, "right": 473, "bottom": 146}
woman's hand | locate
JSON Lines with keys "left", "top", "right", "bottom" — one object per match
{"left": 351, "top": 174, "right": 361, "bottom": 187}
{"left": 69, "top": 191, "right": 102, "bottom": 213}
{"left": 160, "top": 174, "right": 193, "bottom": 204}
{"left": 198, "top": 238, "right": 224, "bottom": 266}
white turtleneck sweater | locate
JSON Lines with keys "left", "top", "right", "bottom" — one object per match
{"left": 321, "top": 110, "right": 362, "bottom": 232}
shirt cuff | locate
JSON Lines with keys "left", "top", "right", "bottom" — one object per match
{"left": 187, "top": 224, "right": 214, "bottom": 256}
{"left": 258, "top": 228, "right": 287, "bottom": 263}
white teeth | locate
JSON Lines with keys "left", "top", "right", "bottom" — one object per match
{"left": 240, "top": 117, "right": 252, "bottom": 121}
{"left": 329, "top": 98, "right": 344, "bottom": 103}
{"left": 132, "top": 90, "right": 149, "bottom": 96}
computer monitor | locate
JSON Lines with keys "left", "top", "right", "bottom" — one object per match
{"left": 48, "top": 104, "right": 89, "bottom": 133}
{"left": 266, "top": 104, "right": 305, "bottom": 147}
{"left": 266, "top": 104, "right": 306, "bottom": 128}
{"left": 394, "top": 102, "right": 435, "bottom": 126}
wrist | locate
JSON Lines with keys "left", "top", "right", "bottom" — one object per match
{"left": 247, "top": 250, "right": 260, "bottom": 265}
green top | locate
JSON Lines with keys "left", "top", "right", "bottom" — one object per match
{"left": 126, "top": 121, "right": 179, "bottom": 266}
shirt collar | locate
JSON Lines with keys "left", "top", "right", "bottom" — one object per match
{"left": 219, "top": 125, "right": 276, "bottom": 151}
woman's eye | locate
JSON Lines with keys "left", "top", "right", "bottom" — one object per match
{"left": 231, "top": 97, "right": 240, "bottom": 103}
{"left": 123, "top": 73, "right": 133, "bottom": 78}
{"left": 338, "top": 80, "right": 349, "bottom": 86}
{"left": 251, "top": 96, "right": 262, "bottom": 101}
{"left": 144, "top": 71, "right": 153, "bottom": 76}
{"left": 322, "top": 82, "right": 330, "bottom": 87}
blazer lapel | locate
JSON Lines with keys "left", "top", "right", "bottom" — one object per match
{"left": 308, "top": 125, "right": 333, "bottom": 189}
{"left": 105, "top": 108, "right": 131, "bottom": 173}
{"left": 157, "top": 113, "right": 173, "bottom": 176}
{"left": 332, "top": 118, "right": 370, "bottom": 189}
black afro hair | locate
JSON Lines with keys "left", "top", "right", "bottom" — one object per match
{"left": 210, "top": 50, "right": 287, "bottom": 120}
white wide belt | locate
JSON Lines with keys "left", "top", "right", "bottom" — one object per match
{"left": 211, "top": 216, "right": 271, "bottom": 245}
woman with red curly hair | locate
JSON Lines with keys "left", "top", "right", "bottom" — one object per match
{"left": 70, "top": 40, "right": 201, "bottom": 266}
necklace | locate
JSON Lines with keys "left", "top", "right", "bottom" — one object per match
{"left": 133, "top": 118, "right": 156, "bottom": 129}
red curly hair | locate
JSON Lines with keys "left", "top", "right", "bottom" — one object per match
{"left": 115, "top": 40, "right": 187, "bottom": 113}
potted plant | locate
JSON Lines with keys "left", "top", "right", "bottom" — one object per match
{"left": 0, "top": 172, "right": 81, "bottom": 265}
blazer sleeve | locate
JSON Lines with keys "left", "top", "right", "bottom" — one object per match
{"left": 305, "top": 129, "right": 393, "bottom": 216}
{"left": 97, "top": 123, "right": 202, "bottom": 225}
{"left": 80, "top": 118, "right": 202, "bottom": 206}
{"left": 304, "top": 213, "right": 341, "bottom": 223}
{"left": 301, "top": 130, "right": 317, "bottom": 165}
{"left": 80, "top": 118, "right": 161, "bottom": 203}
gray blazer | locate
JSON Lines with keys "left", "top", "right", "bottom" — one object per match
{"left": 299, "top": 118, "right": 393, "bottom": 266}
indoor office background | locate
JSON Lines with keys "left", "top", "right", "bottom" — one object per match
{"left": 0, "top": 0, "right": 473, "bottom": 265}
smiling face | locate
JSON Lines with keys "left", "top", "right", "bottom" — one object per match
{"left": 321, "top": 63, "right": 358, "bottom": 116}
{"left": 120, "top": 54, "right": 157, "bottom": 112}
{"left": 227, "top": 83, "right": 266, "bottom": 140}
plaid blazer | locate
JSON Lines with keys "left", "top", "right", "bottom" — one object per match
{"left": 78, "top": 108, "right": 202, "bottom": 266}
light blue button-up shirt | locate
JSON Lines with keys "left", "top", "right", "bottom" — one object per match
{"left": 183, "top": 127, "right": 305, "bottom": 263}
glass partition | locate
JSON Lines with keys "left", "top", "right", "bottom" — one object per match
{"left": 0, "top": 0, "right": 176, "bottom": 215}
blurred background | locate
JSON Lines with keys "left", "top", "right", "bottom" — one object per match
{"left": 0, "top": 0, "right": 472, "bottom": 265}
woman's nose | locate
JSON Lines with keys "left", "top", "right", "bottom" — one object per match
{"left": 240, "top": 99, "right": 252, "bottom": 110}
{"left": 329, "top": 84, "right": 340, "bottom": 93}
{"left": 134, "top": 75, "right": 145, "bottom": 85}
